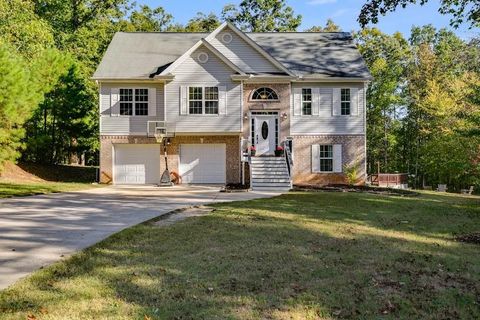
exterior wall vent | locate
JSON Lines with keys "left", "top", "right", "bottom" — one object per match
{"left": 222, "top": 32, "right": 233, "bottom": 44}
{"left": 197, "top": 52, "right": 209, "bottom": 63}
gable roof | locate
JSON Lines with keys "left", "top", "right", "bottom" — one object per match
{"left": 157, "top": 37, "right": 246, "bottom": 76}
{"left": 93, "top": 29, "right": 371, "bottom": 80}
{"left": 204, "top": 22, "right": 294, "bottom": 76}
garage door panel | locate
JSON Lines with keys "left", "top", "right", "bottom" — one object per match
{"left": 179, "top": 144, "right": 226, "bottom": 184}
{"left": 114, "top": 145, "right": 160, "bottom": 185}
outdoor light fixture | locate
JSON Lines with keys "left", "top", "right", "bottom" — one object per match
{"left": 244, "top": 112, "right": 248, "bottom": 120}
{"left": 281, "top": 112, "right": 288, "bottom": 120}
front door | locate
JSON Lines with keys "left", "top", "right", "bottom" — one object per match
{"left": 254, "top": 115, "right": 276, "bottom": 156}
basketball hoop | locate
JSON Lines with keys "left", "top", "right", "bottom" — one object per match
{"left": 154, "top": 132, "right": 165, "bottom": 144}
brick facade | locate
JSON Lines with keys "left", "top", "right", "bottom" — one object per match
{"left": 242, "top": 83, "right": 291, "bottom": 143}
{"left": 292, "top": 135, "right": 366, "bottom": 185}
{"left": 100, "top": 135, "right": 241, "bottom": 184}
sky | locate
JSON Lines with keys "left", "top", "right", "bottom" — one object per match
{"left": 142, "top": 0, "right": 478, "bottom": 39}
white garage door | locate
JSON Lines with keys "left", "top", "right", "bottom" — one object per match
{"left": 114, "top": 144, "right": 160, "bottom": 184}
{"left": 179, "top": 144, "right": 226, "bottom": 184}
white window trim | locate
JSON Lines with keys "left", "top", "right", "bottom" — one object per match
{"left": 119, "top": 87, "right": 149, "bottom": 117}
{"left": 187, "top": 86, "right": 220, "bottom": 116}
{"left": 301, "top": 88, "right": 313, "bottom": 116}
{"left": 340, "top": 88, "right": 351, "bottom": 116}
{"left": 318, "top": 144, "right": 334, "bottom": 173}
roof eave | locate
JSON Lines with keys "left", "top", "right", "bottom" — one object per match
{"left": 294, "top": 75, "right": 372, "bottom": 82}
{"left": 92, "top": 76, "right": 175, "bottom": 82}
{"left": 231, "top": 74, "right": 296, "bottom": 82}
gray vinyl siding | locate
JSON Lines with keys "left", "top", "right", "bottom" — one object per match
{"left": 209, "top": 27, "right": 281, "bottom": 74}
{"left": 290, "top": 82, "right": 366, "bottom": 135}
{"left": 99, "top": 82, "right": 164, "bottom": 135}
{"left": 165, "top": 44, "right": 242, "bottom": 133}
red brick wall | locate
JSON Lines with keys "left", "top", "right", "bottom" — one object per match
{"left": 292, "top": 135, "right": 366, "bottom": 185}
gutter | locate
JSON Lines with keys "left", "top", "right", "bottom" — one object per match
{"left": 92, "top": 75, "right": 175, "bottom": 83}
{"left": 231, "top": 74, "right": 372, "bottom": 83}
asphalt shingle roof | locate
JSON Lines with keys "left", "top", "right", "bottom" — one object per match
{"left": 93, "top": 31, "right": 371, "bottom": 80}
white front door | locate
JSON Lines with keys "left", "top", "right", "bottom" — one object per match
{"left": 254, "top": 115, "right": 276, "bottom": 156}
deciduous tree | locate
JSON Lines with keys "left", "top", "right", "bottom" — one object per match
{"left": 305, "top": 19, "right": 342, "bottom": 32}
{"left": 222, "top": 0, "right": 302, "bottom": 32}
{"left": 358, "top": 0, "right": 480, "bottom": 28}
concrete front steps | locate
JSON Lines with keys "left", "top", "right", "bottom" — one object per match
{"left": 251, "top": 156, "right": 292, "bottom": 191}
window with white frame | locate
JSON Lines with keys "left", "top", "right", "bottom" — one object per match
{"left": 189, "top": 87, "right": 203, "bottom": 114}
{"left": 188, "top": 86, "right": 219, "bottom": 115}
{"left": 205, "top": 87, "right": 219, "bottom": 114}
{"left": 319, "top": 145, "right": 333, "bottom": 172}
{"left": 119, "top": 88, "right": 149, "bottom": 116}
{"left": 341, "top": 88, "right": 351, "bottom": 115}
{"left": 301, "top": 88, "right": 312, "bottom": 115}
{"left": 135, "top": 89, "right": 148, "bottom": 116}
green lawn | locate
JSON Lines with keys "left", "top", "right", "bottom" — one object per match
{"left": 0, "top": 182, "right": 99, "bottom": 198}
{"left": 1, "top": 191, "right": 479, "bottom": 319}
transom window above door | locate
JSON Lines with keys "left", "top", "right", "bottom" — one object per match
{"left": 120, "top": 88, "right": 149, "bottom": 116}
{"left": 188, "top": 86, "right": 219, "bottom": 115}
{"left": 251, "top": 87, "right": 279, "bottom": 100}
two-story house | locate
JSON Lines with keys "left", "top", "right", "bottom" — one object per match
{"left": 93, "top": 22, "right": 371, "bottom": 190}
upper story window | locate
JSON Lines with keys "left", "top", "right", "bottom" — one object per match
{"left": 301, "top": 88, "right": 312, "bottom": 115}
{"left": 188, "top": 86, "right": 219, "bottom": 115}
{"left": 341, "top": 88, "right": 351, "bottom": 116}
{"left": 120, "top": 88, "right": 149, "bottom": 116}
{"left": 252, "top": 87, "right": 279, "bottom": 100}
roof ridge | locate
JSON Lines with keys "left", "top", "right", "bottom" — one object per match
{"left": 247, "top": 31, "right": 350, "bottom": 34}
{"left": 117, "top": 31, "right": 209, "bottom": 34}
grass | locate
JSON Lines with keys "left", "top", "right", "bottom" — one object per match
{"left": 1, "top": 191, "right": 479, "bottom": 319}
{"left": 0, "top": 182, "right": 99, "bottom": 198}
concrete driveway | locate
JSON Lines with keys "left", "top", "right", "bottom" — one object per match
{"left": 0, "top": 185, "right": 280, "bottom": 290}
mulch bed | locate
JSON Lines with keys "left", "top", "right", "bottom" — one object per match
{"left": 454, "top": 233, "right": 480, "bottom": 245}
{"left": 293, "top": 184, "right": 419, "bottom": 197}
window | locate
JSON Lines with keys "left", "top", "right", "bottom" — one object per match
{"left": 189, "top": 87, "right": 203, "bottom": 114}
{"left": 119, "top": 88, "right": 149, "bottom": 116}
{"left": 120, "top": 89, "right": 133, "bottom": 115}
{"left": 341, "top": 88, "right": 351, "bottom": 115}
{"left": 319, "top": 145, "right": 333, "bottom": 172}
{"left": 301, "top": 88, "right": 312, "bottom": 115}
{"left": 135, "top": 89, "right": 148, "bottom": 116}
{"left": 204, "top": 87, "right": 219, "bottom": 114}
{"left": 188, "top": 86, "right": 219, "bottom": 115}
{"left": 252, "top": 87, "right": 278, "bottom": 100}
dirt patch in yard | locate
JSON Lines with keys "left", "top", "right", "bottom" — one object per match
{"left": 0, "top": 162, "right": 45, "bottom": 183}
{"left": 454, "top": 232, "right": 480, "bottom": 245}
{"left": 152, "top": 206, "right": 215, "bottom": 227}
{"left": 0, "top": 162, "right": 97, "bottom": 183}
